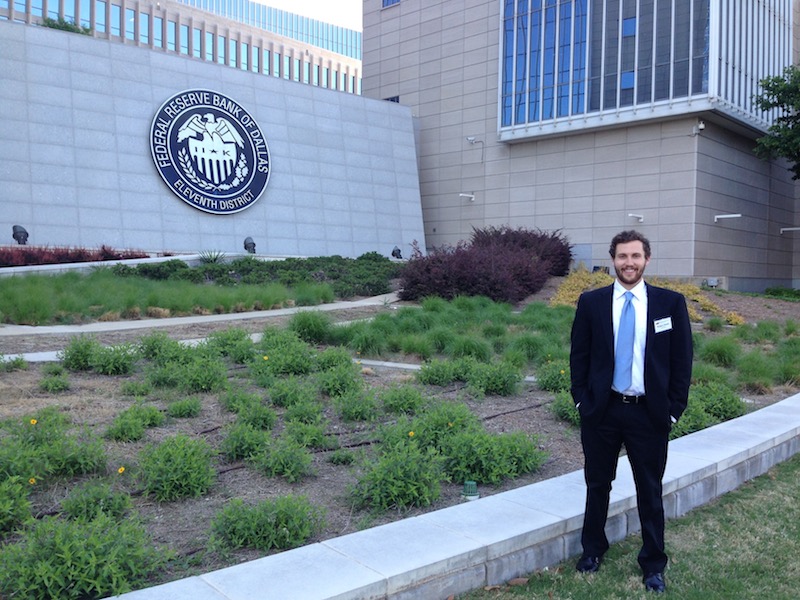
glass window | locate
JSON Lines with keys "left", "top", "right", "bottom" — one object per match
{"left": 193, "top": 28, "right": 201, "bottom": 58}
{"left": 293, "top": 58, "right": 300, "bottom": 81}
{"left": 382, "top": 0, "right": 400, "bottom": 7}
{"left": 313, "top": 64, "right": 319, "bottom": 86}
{"left": 332, "top": 70, "right": 338, "bottom": 89}
{"left": 178, "top": 24, "right": 188, "bottom": 54}
{"left": 303, "top": 62, "right": 310, "bottom": 84}
{"left": 622, "top": 17, "right": 636, "bottom": 37}
{"left": 241, "top": 42, "right": 249, "bottom": 70}
{"left": 217, "top": 35, "right": 226, "bottom": 64}
{"left": 125, "top": 8, "right": 135, "bottom": 41}
{"left": 263, "top": 49, "right": 270, "bottom": 74}
{"left": 110, "top": 4, "right": 120, "bottom": 36}
{"left": 80, "top": 0, "right": 91, "bottom": 28}
{"left": 620, "top": 71, "right": 635, "bottom": 89}
{"left": 251, "top": 46, "right": 259, "bottom": 73}
{"left": 205, "top": 31, "right": 214, "bottom": 61}
{"left": 139, "top": 13, "right": 150, "bottom": 45}
{"left": 229, "top": 38, "right": 237, "bottom": 67}
{"left": 167, "top": 20, "right": 176, "bottom": 51}
{"left": 154, "top": 16, "right": 163, "bottom": 48}
{"left": 323, "top": 67, "right": 329, "bottom": 88}
{"left": 283, "top": 55, "right": 290, "bottom": 79}
{"left": 94, "top": 1, "right": 106, "bottom": 33}
{"left": 273, "top": 51, "right": 280, "bottom": 76}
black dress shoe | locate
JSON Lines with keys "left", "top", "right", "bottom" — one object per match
{"left": 643, "top": 572, "right": 666, "bottom": 593}
{"left": 575, "top": 555, "right": 601, "bottom": 573}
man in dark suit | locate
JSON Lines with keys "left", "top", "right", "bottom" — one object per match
{"left": 569, "top": 230, "right": 692, "bottom": 593}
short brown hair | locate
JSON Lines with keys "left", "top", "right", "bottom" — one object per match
{"left": 609, "top": 230, "right": 651, "bottom": 259}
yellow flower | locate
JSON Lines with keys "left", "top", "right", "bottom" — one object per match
{"left": 560, "top": 370, "right": 565, "bottom": 375}
{"left": 448, "top": 422, "right": 453, "bottom": 427}
{"left": 408, "top": 431, "right": 415, "bottom": 437}
{"left": 118, "top": 466, "right": 126, "bottom": 474}
{"left": 29, "top": 478, "right": 36, "bottom": 485}
{"left": 30, "top": 419, "right": 37, "bottom": 425}
{"left": 263, "top": 355, "right": 269, "bottom": 361}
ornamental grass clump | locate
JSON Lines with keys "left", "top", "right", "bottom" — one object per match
{"left": 211, "top": 495, "right": 326, "bottom": 552}
{"left": 288, "top": 310, "right": 335, "bottom": 344}
{"left": 698, "top": 335, "right": 741, "bottom": 367}
{"left": 138, "top": 434, "right": 216, "bottom": 502}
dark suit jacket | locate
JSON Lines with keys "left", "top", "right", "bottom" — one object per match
{"left": 569, "top": 282, "right": 693, "bottom": 432}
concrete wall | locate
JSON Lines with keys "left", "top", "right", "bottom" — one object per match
{"left": 1, "top": 20, "right": 425, "bottom": 259}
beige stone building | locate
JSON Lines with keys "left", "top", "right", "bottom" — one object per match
{"left": 363, "top": 0, "right": 800, "bottom": 291}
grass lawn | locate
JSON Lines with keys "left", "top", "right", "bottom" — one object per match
{"left": 461, "top": 452, "right": 800, "bottom": 599}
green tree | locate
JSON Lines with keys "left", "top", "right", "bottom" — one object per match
{"left": 754, "top": 64, "right": 800, "bottom": 179}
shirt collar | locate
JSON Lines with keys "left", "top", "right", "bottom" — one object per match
{"left": 614, "top": 279, "right": 646, "bottom": 301}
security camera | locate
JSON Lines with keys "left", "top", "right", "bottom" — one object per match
{"left": 697, "top": 120, "right": 705, "bottom": 131}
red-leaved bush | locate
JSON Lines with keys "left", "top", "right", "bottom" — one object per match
{"left": 397, "top": 227, "right": 572, "bottom": 303}
{"left": 0, "top": 245, "right": 149, "bottom": 267}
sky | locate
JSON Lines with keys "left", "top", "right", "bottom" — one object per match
{"left": 259, "top": 0, "right": 363, "bottom": 31}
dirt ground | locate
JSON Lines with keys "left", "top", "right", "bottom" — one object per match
{"left": 1, "top": 281, "right": 798, "bottom": 585}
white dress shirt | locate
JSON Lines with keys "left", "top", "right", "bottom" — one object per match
{"left": 612, "top": 280, "right": 647, "bottom": 395}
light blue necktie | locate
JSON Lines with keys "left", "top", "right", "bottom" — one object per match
{"left": 613, "top": 291, "right": 635, "bottom": 392}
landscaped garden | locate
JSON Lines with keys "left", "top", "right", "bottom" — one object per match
{"left": 1, "top": 228, "right": 799, "bottom": 599}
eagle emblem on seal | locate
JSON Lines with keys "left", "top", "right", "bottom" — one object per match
{"left": 177, "top": 114, "right": 246, "bottom": 187}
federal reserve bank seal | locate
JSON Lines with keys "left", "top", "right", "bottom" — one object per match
{"left": 150, "top": 90, "right": 270, "bottom": 214}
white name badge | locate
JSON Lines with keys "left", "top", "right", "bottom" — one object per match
{"left": 654, "top": 317, "right": 673, "bottom": 333}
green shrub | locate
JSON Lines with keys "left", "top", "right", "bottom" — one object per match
{"left": 250, "top": 436, "right": 314, "bottom": 482}
{"left": 691, "top": 361, "right": 732, "bottom": 386}
{"left": 669, "top": 397, "right": 719, "bottom": 440}
{"left": 120, "top": 380, "right": 153, "bottom": 397}
{"left": 550, "top": 390, "right": 580, "bottom": 426}
{"left": 316, "top": 346, "right": 354, "bottom": 371}
{"left": 284, "top": 399, "right": 324, "bottom": 425}
{"left": 220, "top": 422, "right": 271, "bottom": 461}
{"left": 284, "top": 420, "right": 336, "bottom": 449}
{"left": 350, "top": 440, "right": 444, "bottom": 510}
{"left": 138, "top": 331, "right": 187, "bottom": 365}
{"left": 317, "top": 361, "right": 363, "bottom": 397}
{"left": 697, "top": 381, "right": 747, "bottom": 421}
{"left": 138, "top": 434, "right": 216, "bottom": 501}
{"left": 206, "top": 327, "right": 253, "bottom": 358}
{"left": 380, "top": 384, "right": 427, "bottom": 415}
{"left": 417, "top": 359, "right": 458, "bottom": 386}
{"left": 90, "top": 343, "right": 138, "bottom": 375}
{"left": 39, "top": 374, "right": 71, "bottom": 393}
{"left": 219, "top": 387, "right": 262, "bottom": 412}
{"left": 441, "top": 430, "right": 547, "bottom": 485}
{"left": 178, "top": 356, "right": 228, "bottom": 393}
{"left": 704, "top": 316, "right": 725, "bottom": 332}
{"left": 268, "top": 376, "right": 317, "bottom": 408}
{"left": 105, "top": 404, "right": 165, "bottom": 442}
{"left": 0, "top": 513, "right": 165, "bottom": 600}
{"left": 61, "top": 480, "right": 132, "bottom": 520}
{"left": 0, "top": 476, "right": 31, "bottom": 536}
{"left": 145, "top": 364, "right": 182, "bottom": 388}
{"left": 465, "top": 360, "right": 522, "bottom": 396}
{"left": 166, "top": 396, "right": 202, "bottom": 418}
{"left": 211, "top": 495, "right": 325, "bottom": 552}
{"left": 380, "top": 402, "right": 481, "bottom": 452}
{"left": 59, "top": 336, "right": 101, "bottom": 371}
{"left": 535, "top": 359, "right": 571, "bottom": 392}
{"left": 397, "top": 333, "right": 435, "bottom": 360}
{"left": 237, "top": 401, "right": 277, "bottom": 430}
{"left": 0, "top": 355, "right": 28, "bottom": 372}
{"left": 327, "top": 448, "right": 357, "bottom": 465}
{"left": 333, "top": 388, "right": 378, "bottom": 422}
{"left": 257, "top": 328, "right": 316, "bottom": 375}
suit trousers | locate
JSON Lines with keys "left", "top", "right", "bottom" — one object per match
{"left": 580, "top": 398, "right": 669, "bottom": 574}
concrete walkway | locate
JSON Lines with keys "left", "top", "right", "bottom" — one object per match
{"left": 2, "top": 298, "right": 798, "bottom": 599}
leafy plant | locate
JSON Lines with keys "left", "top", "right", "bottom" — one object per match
{"left": 61, "top": 480, "right": 132, "bottom": 520}
{"left": 220, "top": 422, "right": 271, "bottom": 461}
{"left": 0, "top": 513, "right": 165, "bottom": 599}
{"left": 211, "top": 495, "right": 325, "bottom": 551}
{"left": 535, "top": 359, "right": 571, "bottom": 392}
{"left": 380, "top": 384, "right": 427, "bottom": 415}
{"left": 441, "top": 430, "right": 547, "bottom": 485}
{"left": 550, "top": 390, "right": 581, "bottom": 426}
{"left": 166, "top": 396, "right": 202, "bottom": 418}
{"left": 138, "top": 434, "right": 216, "bottom": 501}
{"left": 333, "top": 388, "right": 378, "bottom": 422}
{"left": 105, "top": 404, "right": 165, "bottom": 442}
{"left": 350, "top": 440, "right": 444, "bottom": 510}
{"left": 90, "top": 343, "right": 138, "bottom": 375}
{"left": 249, "top": 436, "right": 314, "bottom": 482}
{"left": 59, "top": 336, "right": 101, "bottom": 371}
{"left": 465, "top": 360, "right": 522, "bottom": 396}
{"left": 39, "top": 374, "right": 71, "bottom": 393}
{"left": 0, "top": 476, "right": 31, "bottom": 536}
